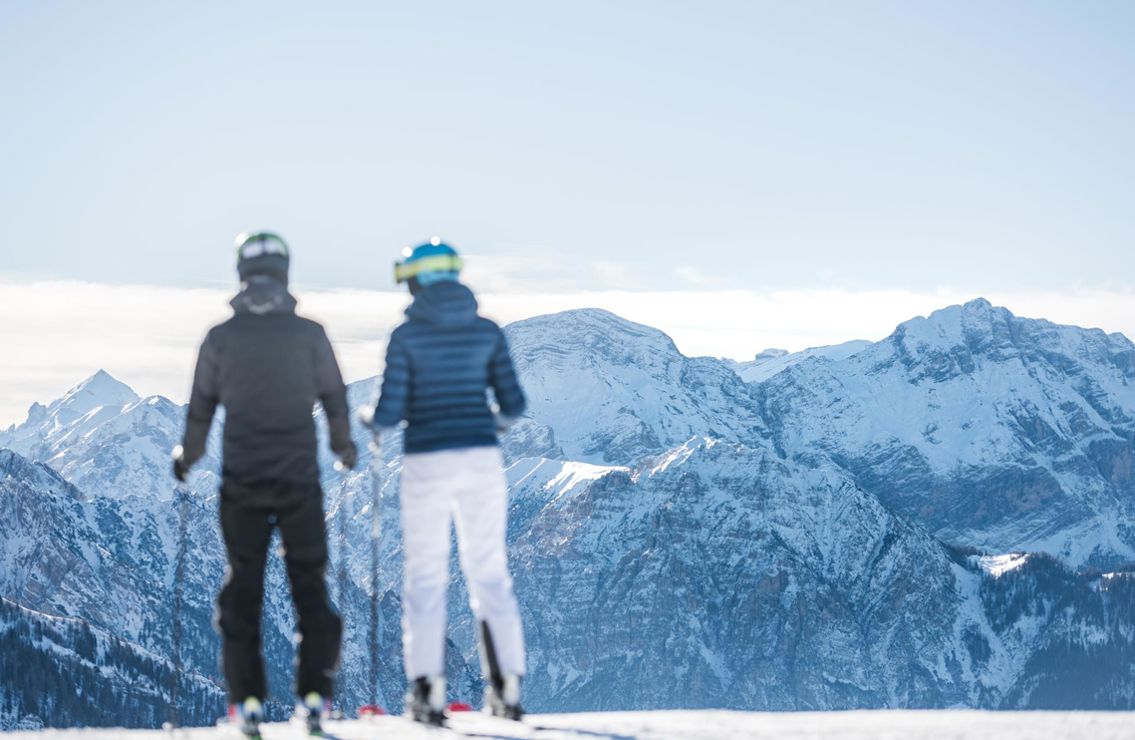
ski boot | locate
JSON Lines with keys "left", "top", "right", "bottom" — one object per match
{"left": 485, "top": 674, "right": 524, "bottom": 721}
{"left": 405, "top": 675, "right": 446, "bottom": 727}
{"left": 477, "top": 621, "right": 523, "bottom": 721}
{"left": 227, "top": 696, "right": 263, "bottom": 738}
{"left": 297, "top": 691, "right": 331, "bottom": 736}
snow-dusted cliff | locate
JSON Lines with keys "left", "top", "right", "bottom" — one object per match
{"left": 2, "top": 299, "right": 1133, "bottom": 730}
{"left": 755, "top": 298, "right": 1135, "bottom": 567}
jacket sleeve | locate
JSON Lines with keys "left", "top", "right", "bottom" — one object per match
{"left": 182, "top": 330, "right": 220, "bottom": 468}
{"left": 489, "top": 328, "right": 527, "bottom": 419}
{"left": 313, "top": 326, "right": 353, "bottom": 456}
{"left": 372, "top": 329, "right": 410, "bottom": 429}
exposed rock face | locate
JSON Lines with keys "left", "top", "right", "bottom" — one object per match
{"left": 2, "top": 300, "right": 1134, "bottom": 729}
{"left": 754, "top": 299, "right": 1135, "bottom": 567}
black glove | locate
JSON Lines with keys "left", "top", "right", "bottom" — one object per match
{"left": 337, "top": 441, "right": 359, "bottom": 471}
{"left": 172, "top": 446, "right": 189, "bottom": 483}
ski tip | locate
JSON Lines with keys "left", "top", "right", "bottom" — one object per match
{"left": 358, "top": 703, "right": 386, "bottom": 717}
{"left": 447, "top": 701, "right": 474, "bottom": 713}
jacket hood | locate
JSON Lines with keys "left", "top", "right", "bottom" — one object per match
{"left": 406, "top": 281, "right": 479, "bottom": 327}
{"left": 231, "top": 276, "right": 297, "bottom": 316}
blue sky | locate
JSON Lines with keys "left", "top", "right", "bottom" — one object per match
{"left": 2, "top": 1, "right": 1132, "bottom": 291}
{"left": 2, "top": 1, "right": 1135, "bottom": 424}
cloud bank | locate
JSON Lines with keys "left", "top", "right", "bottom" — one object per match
{"left": 2, "top": 279, "right": 1134, "bottom": 428}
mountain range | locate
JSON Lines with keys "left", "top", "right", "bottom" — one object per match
{"left": 2, "top": 298, "right": 1133, "bottom": 729}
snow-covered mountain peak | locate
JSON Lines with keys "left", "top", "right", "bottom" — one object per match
{"left": 878, "top": 298, "right": 1135, "bottom": 390}
{"left": 506, "top": 308, "right": 681, "bottom": 365}
{"left": 965, "top": 296, "right": 994, "bottom": 310}
{"left": 757, "top": 301, "right": 1135, "bottom": 565}
{"left": 0, "top": 376, "right": 191, "bottom": 503}
{"left": 731, "top": 340, "right": 872, "bottom": 384}
{"left": 52, "top": 369, "right": 140, "bottom": 417}
{"left": 889, "top": 298, "right": 1012, "bottom": 360}
{"left": 9, "top": 403, "right": 47, "bottom": 433}
{"left": 0, "top": 370, "right": 144, "bottom": 460}
{"left": 123, "top": 394, "right": 181, "bottom": 416}
{"left": 503, "top": 309, "right": 763, "bottom": 465}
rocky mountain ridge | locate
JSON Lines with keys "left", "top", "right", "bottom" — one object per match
{"left": 2, "top": 298, "right": 1133, "bottom": 728}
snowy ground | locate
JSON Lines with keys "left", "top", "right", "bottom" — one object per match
{"left": 7, "top": 710, "right": 1135, "bottom": 740}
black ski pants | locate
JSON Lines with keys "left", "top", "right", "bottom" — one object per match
{"left": 216, "top": 480, "right": 342, "bottom": 703}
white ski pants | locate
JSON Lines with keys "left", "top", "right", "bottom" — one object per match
{"left": 399, "top": 446, "right": 526, "bottom": 680}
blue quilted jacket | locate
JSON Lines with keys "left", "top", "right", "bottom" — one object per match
{"left": 372, "top": 281, "right": 527, "bottom": 454}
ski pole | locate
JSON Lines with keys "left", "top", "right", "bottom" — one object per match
{"left": 368, "top": 439, "right": 383, "bottom": 711}
{"left": 334, "top": 474, "right": 349, "bottom": 719}
{"left": 167, "top": 481, "right": 190, "bottom": 731}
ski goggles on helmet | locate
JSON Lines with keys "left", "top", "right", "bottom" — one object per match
{"left": 394, "top": 253, "right": 463, "bottom": 284}
{"left": 235, "top": 231, "right": 290, "bottom": 262}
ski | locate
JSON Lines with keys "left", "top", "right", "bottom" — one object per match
{"left": 220, "top": 724, "right": 262, "bottom": 740}
{"left": 445, "top": 712, "right": 636, "bottom": 740}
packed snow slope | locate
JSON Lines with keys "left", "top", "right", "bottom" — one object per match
{"left": 2, "top": 299, "right": 1134, "bottom": 731}
{"left": 5, "top": 710, "right": 1135, "bottom": 740}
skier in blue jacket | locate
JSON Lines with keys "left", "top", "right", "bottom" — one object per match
{"left": 363, "top": 238, "right": 527, "bottom": 725}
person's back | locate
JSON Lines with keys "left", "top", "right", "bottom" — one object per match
{"left": 197, "top": 306, "right": 348, "bottom": 486}
{"left": 174, "top": 232, "right": 356, "bottom": 738}
{"left": 366, "top": 238, "right": 528, "bottom": 726}
{"left": 372, "top": 279, "right": 525, "bottom": 448}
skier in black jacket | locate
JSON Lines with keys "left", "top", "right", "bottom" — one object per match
{"left": 173, "top": 232, "right": 357, "bottom": 738}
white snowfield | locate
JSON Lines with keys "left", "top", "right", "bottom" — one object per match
{"left": 7, "top": 710, "right": 1135, "bottom": 740}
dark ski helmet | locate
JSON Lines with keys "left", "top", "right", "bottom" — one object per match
{"left": 235, "top": 231, "right": 290, "bottom": 283}
{"left": 394, "top": 237, "right": 462, "bottom": 294}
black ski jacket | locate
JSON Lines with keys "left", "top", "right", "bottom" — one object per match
{"left": 180, "top": 278, "right": 353, "bottom": 487}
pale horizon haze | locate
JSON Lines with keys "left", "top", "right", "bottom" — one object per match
{"left": 2, "top": 1, "right": 1133, "bottom": 425}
